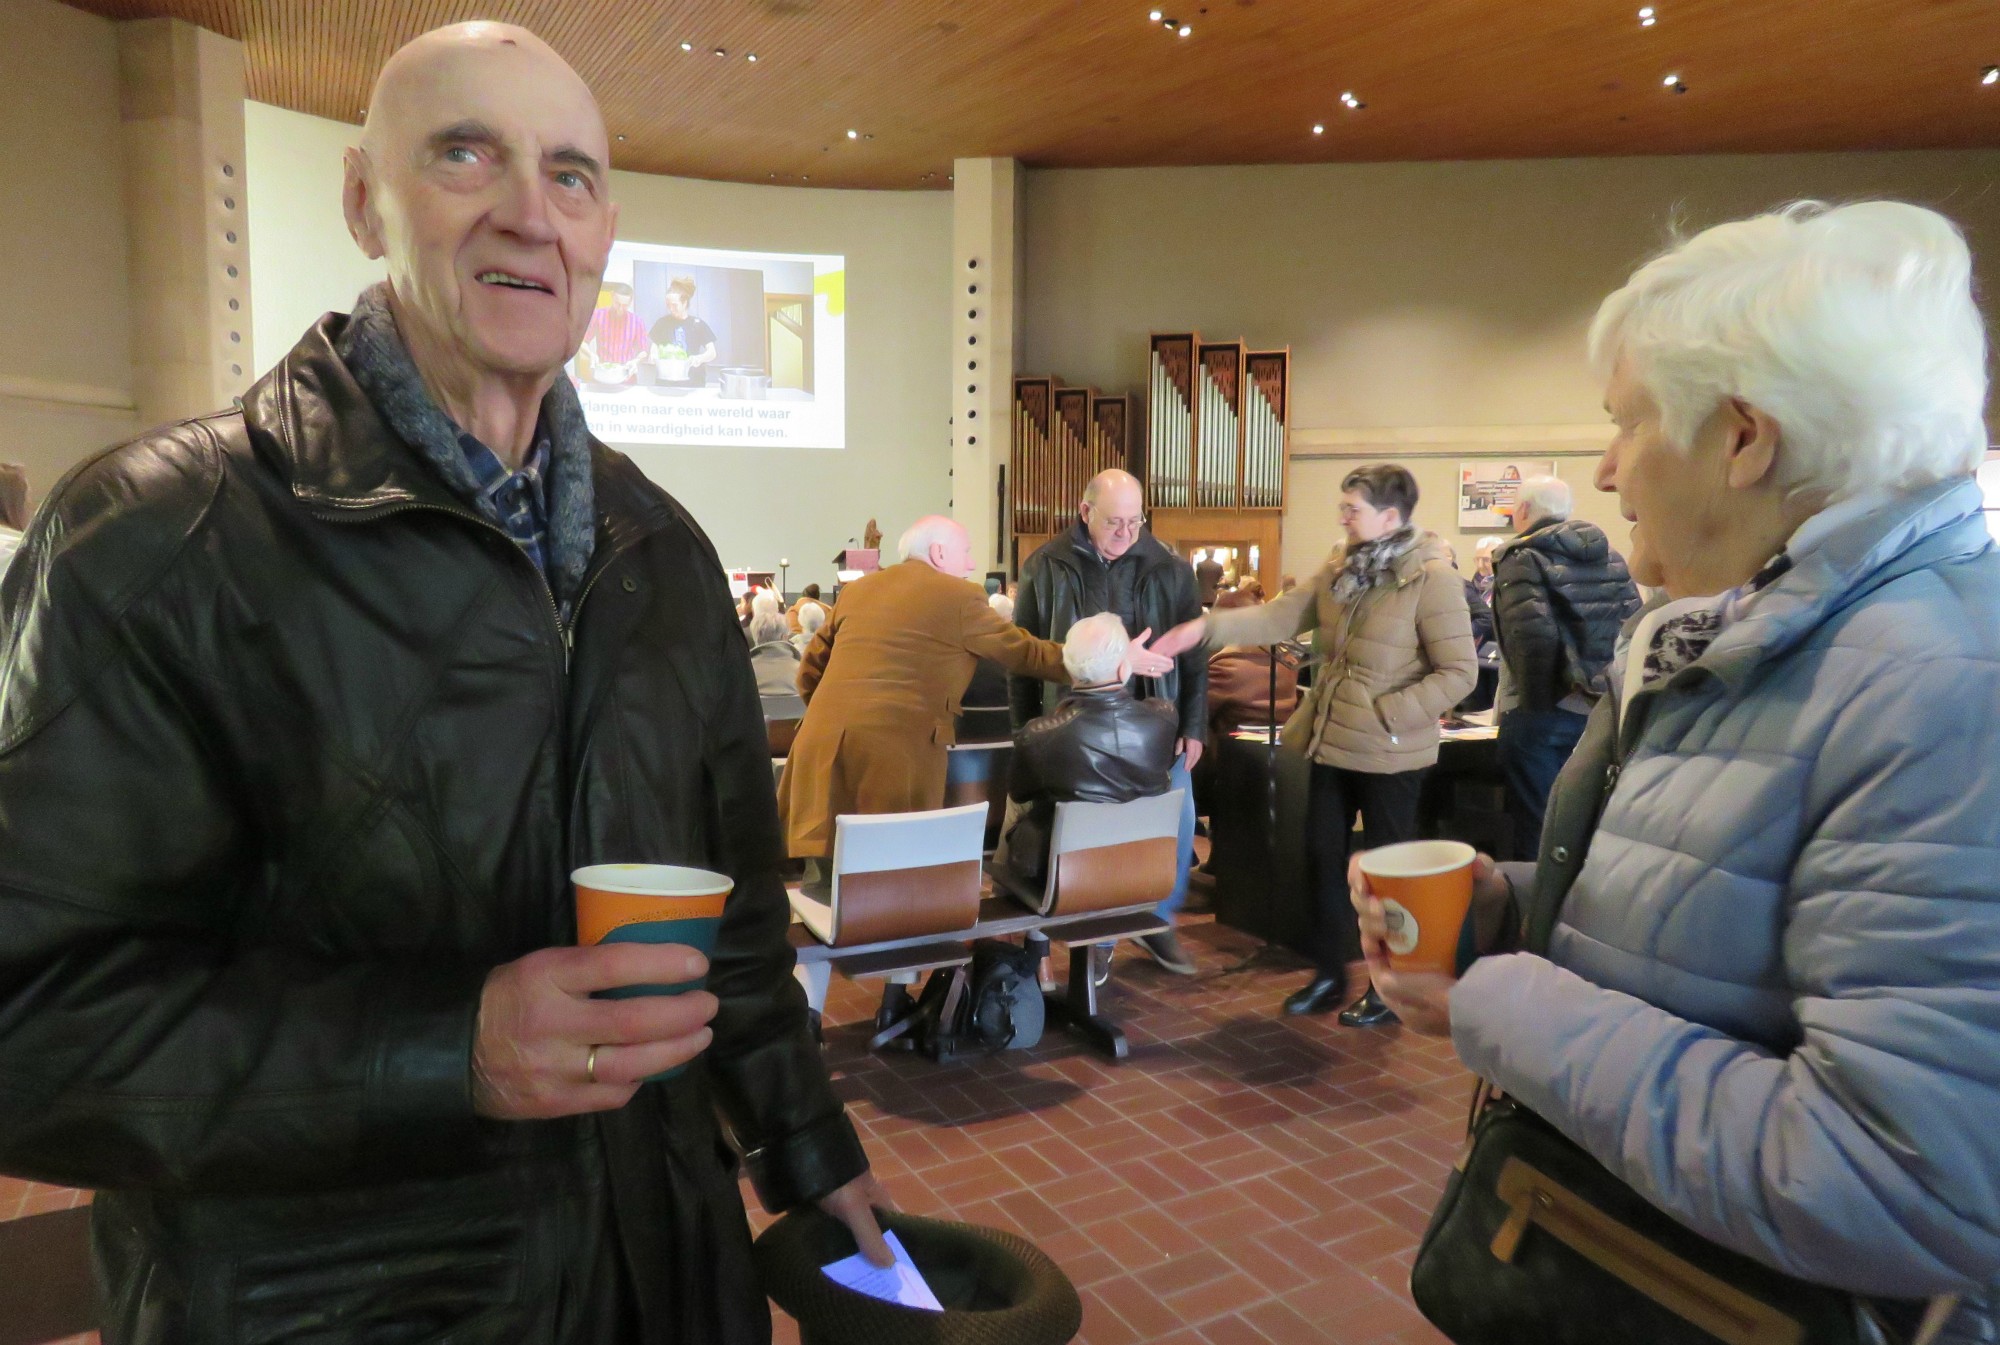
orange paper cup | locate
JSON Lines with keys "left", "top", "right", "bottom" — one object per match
{"left": 1357, "top": 840, "right": 1476, "bottom": 975}
{"left": 573, "top": 864, "right": 732, "bottom": 995}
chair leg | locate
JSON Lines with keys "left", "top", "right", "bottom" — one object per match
{"left": 1044, "top": 941, "right": 1129, "bottom": 1059}
{"left": 795, "top": 961, "right": 831, "bottom": 1014}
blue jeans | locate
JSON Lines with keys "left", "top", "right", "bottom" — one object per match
{"left": 1497, "top": 708, "right": 1589, "bottom": 861}
{"left": 1159, "top": 756, "right": 1196, "bottom": 920}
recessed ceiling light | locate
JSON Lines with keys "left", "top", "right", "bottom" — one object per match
{"left": 1148, "top": 8, "right": 1162, "bottom": 18}
{"left": 747, "top": 53, "right": 758, "bottom": 62}
{"left": 1984, "top": 65, "right": 2000, "bottom": 86}
{"left": 680, "top": 41, "right": 692, "bottom": 51}
{"left": 712, "top": 47, "right": 727, "bottom": 56}
{"left": 1340, "top": 91, "right": 1364, "bottom": 109}
{"left": 1178, "top": 24, "right": 1192, "bottom": 36}
{"left": 1663, "top": 72, "right": 1680, "bottom": 85}
{"left": 615, "top": 134, "right": 626, "bottom": 142}
{"left": 1638, "top": 6, "right": 1655, "bottom": 20}
{"left": 847, "top": 129, "right": 859, "bottom": 139}
{"left": 1640, "top": 13, "right": 1656, "bottom": 25}
{"left": 1312, "top": 123, "right": 1324, "bottom": 134}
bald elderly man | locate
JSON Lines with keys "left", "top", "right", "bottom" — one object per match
{"left": 0, "top": 23, "right": 885, "bottom": 1345}
{"left": 779, "top": 516, "right": 1169, "bottom": 883}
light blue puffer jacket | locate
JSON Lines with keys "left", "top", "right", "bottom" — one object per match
{"left": 1452, "top": 477, "right": 2000, "bottom": 1341}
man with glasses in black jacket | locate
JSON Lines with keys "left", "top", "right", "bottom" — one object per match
{"left": 1011, "top": 469, "right": 1205, "bottom": 974}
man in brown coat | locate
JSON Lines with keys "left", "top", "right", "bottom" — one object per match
{"left": 779, "top": 517, "right": 1168, "bottom": 880}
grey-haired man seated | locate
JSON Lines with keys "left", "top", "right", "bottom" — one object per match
{"left": 992, "top": 613, "right": 1179, "bottom": 909}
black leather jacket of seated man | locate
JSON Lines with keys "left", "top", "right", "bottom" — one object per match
{"left": 992, "top": 682, "right": 1177, "bottom": 902}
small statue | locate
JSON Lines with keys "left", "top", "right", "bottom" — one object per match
{"left": 863, "top": 518, "right": 882, "bottom": 550}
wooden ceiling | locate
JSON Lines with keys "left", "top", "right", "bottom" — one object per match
{"left": 63, "top": 0, "right": 2000, "bottom": 190}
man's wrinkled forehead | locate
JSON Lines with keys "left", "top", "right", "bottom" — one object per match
{"left": 367, "top": 37, "right": 609, "bottom": 170}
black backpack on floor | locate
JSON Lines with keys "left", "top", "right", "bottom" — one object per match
{"left": 874, "top": 938, "right": 1044, "bottom": 1062}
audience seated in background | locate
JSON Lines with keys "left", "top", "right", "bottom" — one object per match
{"left": 790, "top": 599, "right": 827, "bottom": 653}
{"left": 787, "top": 583, "right": 831, "bottom": 634}
{"left": 992, "top": 613, "right": 1177, "bottom": 903}
{"left": 749, "top": 610, "right": 805, "bottom": 719}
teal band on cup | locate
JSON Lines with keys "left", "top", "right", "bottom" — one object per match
{"left": 595, "top": 914, "right": 722, "bottom": 1080}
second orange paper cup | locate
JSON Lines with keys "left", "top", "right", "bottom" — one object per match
{"left": 1356, "top": 840, "right": 1475, "bottom": 976}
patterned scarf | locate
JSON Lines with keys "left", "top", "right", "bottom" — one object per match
{"left": 1639, "top": 552, "right": 1794, "bottom": 685}
{"left": 1331, "top": 526, "right": 1422, "bottom": 605}
{"left": 335, "top": 283, "right": 598, "bottom": 610}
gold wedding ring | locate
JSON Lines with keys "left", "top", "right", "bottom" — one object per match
{"left": 586, "top": 1044, "right": 600, "bottom": 1085}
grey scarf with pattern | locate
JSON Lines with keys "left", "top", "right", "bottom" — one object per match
{"left": 1331, "top": 525, "right": 1421, "bottom": 605}
{"left": 335, "top": 283, "right": 597, "bottom": 610}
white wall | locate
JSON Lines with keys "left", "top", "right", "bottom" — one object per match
{"left": 0, "top": 0, "right": 140, "bottom": 504}
{"left": 1022, "top": 152, "right": 2000, "bottom": 576}
{"left": 244, "top": 102, "right": 951, "bottom": 585}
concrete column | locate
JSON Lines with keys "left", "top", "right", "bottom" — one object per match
{"left": 950, "top": 158, "right": 1022, "bottom": 572}
{"left": 117, "top": 18, "right": 252, "bottom": 427}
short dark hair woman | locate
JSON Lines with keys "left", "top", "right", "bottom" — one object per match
{"left": 1154, "top": 462, "right": 1476, "bottom": 1022}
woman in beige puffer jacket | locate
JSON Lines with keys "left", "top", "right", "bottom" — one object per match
{"left": 1186, "top": 465, "right": 1475, "bottom": 1021}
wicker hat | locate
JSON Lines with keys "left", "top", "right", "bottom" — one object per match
{"left": 755, "top": 1207, "right": 1082, "bottom": 1345}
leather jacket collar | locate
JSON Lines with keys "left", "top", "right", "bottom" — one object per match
{"left": 243, "top": 312, "right": 675, "bottom": 555}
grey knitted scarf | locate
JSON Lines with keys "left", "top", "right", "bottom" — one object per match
{"left": 335, "top": 283, "right": 597, "bottom": 611}
{"left": 1331, "top": 525, "right": 1421, "bottom": 605}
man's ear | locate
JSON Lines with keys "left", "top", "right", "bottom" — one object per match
{"left": 1723, "top": 397, "right": 1782, "bottom": 491}
{"left": 342, "top": 148, "right": 386, "bottom": 260}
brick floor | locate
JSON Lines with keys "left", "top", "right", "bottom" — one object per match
{"left": 747, "top": 915, "right": 1466, "bottom": 1345}
{"left": 1, "top": 918, "right": 1468, "bottom": 1345}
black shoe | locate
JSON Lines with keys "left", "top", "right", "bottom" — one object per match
{"left": 1283, "top": 976, "right": 1344, "bottom": 1016}
{"left": 1337, "top": 985, "right": 1400, "bottom": 1028}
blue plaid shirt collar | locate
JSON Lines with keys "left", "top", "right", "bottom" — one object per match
{"left": 454, "top": 427, "right": 554, "bottom": 593}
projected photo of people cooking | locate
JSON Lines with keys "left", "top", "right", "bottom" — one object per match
{"left": 570, "top": 239, "right": 847, "bottom": 450}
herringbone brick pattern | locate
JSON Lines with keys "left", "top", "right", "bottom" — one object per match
{"left": 750, "top": 916, "right": 1469, "bottom": 1345}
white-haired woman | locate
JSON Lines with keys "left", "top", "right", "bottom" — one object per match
{"left": 1357, "top": 202, "right": 2000, "bottom": 1340}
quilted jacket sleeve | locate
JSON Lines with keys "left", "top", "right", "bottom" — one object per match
{"left": 677, "top": 515, "right": 868, "bottom": 1213}
{"left": 0, "top": 436, "right": 488, "bottom": 1195}
{"left": 1492, "top": 545, "right": 1562, "bottom": 701}
{"left": 1450, "top": 650, "right": 2000, "bottom": 1296}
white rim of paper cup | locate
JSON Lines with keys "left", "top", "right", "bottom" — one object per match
{"left": 571, "top": 864, "right": 733, "bottom": 897}
{"left": 1357, "top": 840, "right": 1476, "bottom": 880}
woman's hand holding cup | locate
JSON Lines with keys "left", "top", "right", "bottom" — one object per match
{"left": 1348, "top": 845, "right": 1510, "bottom": 1038}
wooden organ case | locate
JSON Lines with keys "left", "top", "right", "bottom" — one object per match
{"left": 1009, "top": 376, "right": 1136, "bottom": 569}
{"left": 1007, "top": 336, "right": 1286, "bottom": 592}
{"left": 1144, "top": 334, "right": 1290, "bottom": 594}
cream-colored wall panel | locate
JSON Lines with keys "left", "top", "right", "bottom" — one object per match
{"left": 0, "top": 0, "right": 135, "bottom": 501}
{"left": 1022, "top": 152, "right": 2000, "bottom": 437}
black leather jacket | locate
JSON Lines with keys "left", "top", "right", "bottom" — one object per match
{"left": 1011, "top": 523, "right": 1206, "bottom": 739}
{"left": 991, "top": 684, "right": 1177, "bottom": 898}
{"left": 0, "top": 315, "right": 864, "bottom": 1344}
{"left": 1493, "top": 518, "right": 1642, "bottom": 712}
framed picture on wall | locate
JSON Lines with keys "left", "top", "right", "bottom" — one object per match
{"left": 1459, "top": 460, "right": 1555, "bottom": 529}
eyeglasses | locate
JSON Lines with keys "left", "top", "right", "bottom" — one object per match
{"left": 1095, "top": 514, "right": 1147, "bottom": 534}
{"left": 1338, "top": 504, "right": 1377, "bottom": 521}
